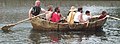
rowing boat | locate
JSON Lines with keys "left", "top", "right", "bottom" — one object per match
{"left": 30, "top": 15, "right": 107, "bottom": 31}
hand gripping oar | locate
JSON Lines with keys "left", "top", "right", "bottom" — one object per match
{"left": 107, "top": 15, "right": 120, "bottom": 20}
{"left": 92, "top": 15, "right": 120, "bottom": 20}
{"left": 0, "top": 13, "right": 45, "bottom": 32}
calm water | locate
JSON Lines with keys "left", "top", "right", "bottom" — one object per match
{"left": 0, "top": 0, "right": 120, "bottom": 44}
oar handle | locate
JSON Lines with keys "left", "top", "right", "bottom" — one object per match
{"left": 14, "top": 18, "right": 30, "bottom": 25}
{"left": 14, "top": 13, "right": 45, "bottom": 25}
{"left": 107, "top": 15, "right": 120, "bottom": 20}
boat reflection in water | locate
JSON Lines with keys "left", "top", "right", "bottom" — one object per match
{"left": 28, "top": 29, "right": 105, "bottom": 44}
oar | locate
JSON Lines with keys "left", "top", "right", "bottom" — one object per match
{"left": 107, "top": 15, "right": 120, "bottom": 20}
{"left": 0, "top": 13, "right": 45, "bottom": 32}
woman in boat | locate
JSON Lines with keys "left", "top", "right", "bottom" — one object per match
{"left": 67, "top": 6, "right": 77, "bottom": 25}
{"left": 28, "top": 0, "right": 46, "bottom": 19}
{"left": 74, "top": 7, "right": 83, "bottom": 23}
{"left": 51, "top": 7, "right": 62, "bottom": 22}
{"left": 98, "top": 11, "right": 107, "bottom": 19}
{"left": 45, "top": 5, "right": 53, "bottom": 20}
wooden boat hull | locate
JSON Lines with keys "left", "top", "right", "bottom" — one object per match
{"left": 30, "top": 16, "right": 107, "bottom": 31}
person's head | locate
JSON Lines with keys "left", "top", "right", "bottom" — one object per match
{"left": 78, "top": 7, "right": 83, "bottom": 13}
{"left": 48, "top": 5, "right": 53, "bottom": 11}
{"left": 85, "top": 10, "right": 90, "bottom": 15}
{"left": 35, "top": 0, "right": 41, "bottom": 7}
{"left": 54, "top": 7, "right": 60, "bottom": 13}
{"left": 101, "top": 11, "right": 107, "bottom": 15}
{"left": 69, "top": 6, "right": 77, "bottom": 12}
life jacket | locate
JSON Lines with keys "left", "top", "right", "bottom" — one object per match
{"left": 31, "top": 6, "right": 41, "bottom": 16}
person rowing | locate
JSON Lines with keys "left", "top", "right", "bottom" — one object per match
{"left": 50, "top": 7, "right": 65, "bottom": 23}
{"left": 82, "top": 10, "right": 92, "bottom": 27}
{"left": 50, "top": 7, "right": 61, "bottom": 22}
{"left": 67, "top": 6, "right": 77, "bottom": 29}
{"left": 28, "top": 0, "right": 46, "bottom": 19}
{"left": 74, "top": 7, "right": 83, "bottom": 23}
{"left": 67, "top": 6, "right": 77, "bottom": 25}
{"left": 98, "top": 11, "right": 108, "bottom": 19}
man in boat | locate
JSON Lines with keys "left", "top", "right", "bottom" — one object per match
{"left": 28, "top": 0, "right": 46, "bottom": 19}
{"left": 98, "top": 11, "right": 107, "bottom": 19}
{"left": 45, "top": 5, "right": 53, "bottom": 20}
{"left": 74, "top": 7, "right": 83, "bottom": 23}
{"left": 82, "top": 10, "right": 92, "bottom": 27}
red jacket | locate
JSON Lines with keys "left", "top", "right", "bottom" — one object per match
{"left": 51, "top": 12, "right": 60, "bottom": 22}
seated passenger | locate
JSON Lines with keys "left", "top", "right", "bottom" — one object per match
{"left": 82, "top": 10, "right": 92, "bottom": 27}
{"left": 82, "top": 10, "right": 92, "bottom": 22}
{"left": 57, "top": 11, "right": 66, "bottom": 22}
{"left": 46, "top": 5, "right": 53, "bottom": 20}
{"left": 51, "top": 7, "right": 61, "bottom": 22}
{"left": 98, "top": 11, "right": 107, "bottom": 19}
{"left": 67, "top": 6, "right": 77, "bottom": 24}
{"left": 74, "top": 7, "right": 83, "bottom": 23}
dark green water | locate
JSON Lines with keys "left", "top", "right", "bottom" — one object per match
{"left": 0, "top": 0, "right": 120, "bottom": 44}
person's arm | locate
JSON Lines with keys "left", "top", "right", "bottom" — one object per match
{"left": 28, "top": 7, "right": 33, "bottom": 19}
{"left": 85, "top": 20, "right": 89, "bottom": 27}
{"left": 90, "top": 14, "right": 93, "bottom": 18}
{"left": 41, "top": 8, "right": 47, "bottom": 13}
{"left": 60, "top": 13, "right": 65, "bottom": 19}
{"left": 67, "top": 11, "right": 70, "bottom": 16}
{"left": 79, "top": 14, "right": 84, "bottom": 22}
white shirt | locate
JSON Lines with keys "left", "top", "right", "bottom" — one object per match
{"left": 82, "top": 15, "right": 91, "bottom": 21}
{"left": 74, "top": 12, "right": 82, "bottom": 22}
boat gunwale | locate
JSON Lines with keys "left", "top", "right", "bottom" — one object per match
{"left": 38, "top": 15, "right": 107, "bottom": 25}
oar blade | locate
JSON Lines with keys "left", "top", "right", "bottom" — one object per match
{"left": 1, "top": 24, "right": 15, "bottom": 32}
